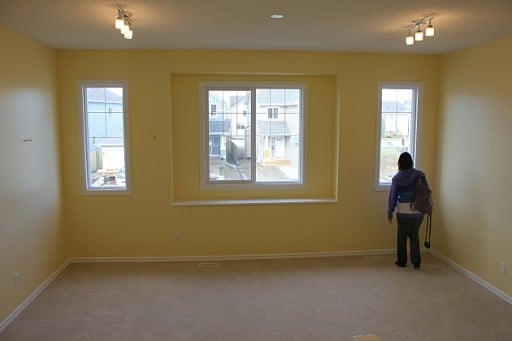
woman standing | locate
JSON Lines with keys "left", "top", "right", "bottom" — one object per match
{"left": 387, "top": 152, "right": 428, "bottom": 269}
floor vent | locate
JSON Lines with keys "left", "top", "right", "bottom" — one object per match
{"left": 198, "top": 262, "right": 220, "bottom": 268}
{"left": 353, "top": 334, "right": 382, "bottom": 341}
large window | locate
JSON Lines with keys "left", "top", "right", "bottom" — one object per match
{"left": 78, "top": 80, "right": 130, "bottom": 193}
{"left": 376, "top": 83, "right": 421, "bottom": 189}
{"left": 202, "top": 83, "right": 304, "bottom": 188}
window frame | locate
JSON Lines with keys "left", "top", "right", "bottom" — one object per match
{"left": 199, "top": 81, "right": 306, "bottom": 191}
{"left": 375, "top": 81, "right": 422, "bottom": 191}
{"left": 77, "top": 79, "right": 131, "bottom": 195}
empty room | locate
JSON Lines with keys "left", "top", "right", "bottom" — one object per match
{"left": 1, "top": 1, "right": 512, "bottom": 340}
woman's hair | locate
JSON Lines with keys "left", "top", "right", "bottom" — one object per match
{"left": 398, "top": 152, "right": 414, "bottom": 170}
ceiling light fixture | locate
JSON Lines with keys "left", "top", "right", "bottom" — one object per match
{"left": 404, "top": 15, "right": 435, "bottom": 46}
{"left": 115, "top": 6, "right": 133, "bottom": 40}
{"left": 425, "top": 18, "right": 435, "bottom": 37}
{"left": 405, "top": 30, "right": 414, "bottom": 45}
{"left": 415, "top": 25, "right": 424, "bottom": 41}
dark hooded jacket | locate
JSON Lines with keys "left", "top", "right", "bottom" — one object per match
{"left": 387, "top": 168, "right": 428, "bottom": 219}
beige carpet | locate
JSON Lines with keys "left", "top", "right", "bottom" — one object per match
{"left": 1, "top": 253, "right": 511, "bottom": 341}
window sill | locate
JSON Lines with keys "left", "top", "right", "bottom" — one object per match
{"left": 170, "top": 198, "right": 337, "bottom": 207}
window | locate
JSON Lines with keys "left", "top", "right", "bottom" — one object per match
{"left": 376, "top": 82, "right": 421, "bottom": 189}
{"left": 202, "top": 83, "right": 304, "bottom": 187}
{"left": 78, "top": 80, "right": 130, "bottom": 193}
{"left": 268, "top": 107, "right": 279, "bottom": 119}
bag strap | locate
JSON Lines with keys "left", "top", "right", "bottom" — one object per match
{"left": 424, "top": 212, "right": 432, "bottom": 248}
{"left": 413, "top": 176, "right": 426, "bottom": 199}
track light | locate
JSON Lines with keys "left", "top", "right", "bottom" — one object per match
{"left": 404, "top": 15, "right": 435, "bottom": 46}
{"left": 405, "top": 30, "right": 414, "bottom": 45}
{"left": 425, "top": 19, "right": 435, "bottom": 37}
{"left": 124, "top": 28, "right": 133, "bottom": 40}
{"left": 115, "top": 16, "right": 124, "bottom": 30}
{"left": 415, "top": 25, "right": 424, "bottom": 41}
{"left": 115, "top": 6, "right": 134, "bottom": 40}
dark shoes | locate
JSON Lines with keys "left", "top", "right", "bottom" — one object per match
{"left": 395, "top": 261, "right": 421, "bottom": 269}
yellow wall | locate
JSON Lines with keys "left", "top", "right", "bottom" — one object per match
{"left": 438, "top": 36, "right": 512, "bottom": 296}
{"left": 56, "top": 50, "right": 439, "bottom": 258}
{"left": 0, "top": 29, "right": 66, "bottom": 323}
{"left": 2, "top": 25, "right": 510, "bottom": 327}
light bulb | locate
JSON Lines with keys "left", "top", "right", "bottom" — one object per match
{"left": 405, "top": 34, "right": 414, "bottom": 45}
{"left": 124, "top": 29, "right": 133, "bottom": 40}
{"left": 121, "top": 23, "right": 129, "bottom": 34}
{"left": 415, "top": 26, "right": 424, "bottom": 41}
{"left": 425, "top": 24, "right": 435, "bottom": 37}
{"left": 115, "top": 17, "right": 124, "bottom": 30}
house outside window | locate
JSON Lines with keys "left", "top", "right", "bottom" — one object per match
{"left": 376, "top": 82, "right": 421, "bottom": 189}
{"left": 202, "top": 83, "right": 304, "bottom": 187}
{"left": 78, "top": 80, "right": 130, "bottom": 193}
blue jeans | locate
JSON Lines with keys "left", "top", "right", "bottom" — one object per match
{"left": 396, "top": 215, "right": 424, "bottom": 266}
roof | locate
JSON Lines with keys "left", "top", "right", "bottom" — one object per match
{"left": 209, "top": 119, "right": 231, "bottom": 134}
{"left": 87, "top": 88, "right": 123, "bottom": 103}
{"left": 256, "top": 120, "right": 291, "bottom": 136}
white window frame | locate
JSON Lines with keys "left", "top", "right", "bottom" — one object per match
{"left": 77, "top": 80, "right": 131, "bottom": 195}
{"left": 200, "top": 81, "right": 306, "bottom": 191}
{"left": 375, "top": 82, "right": 422, "bottom": 191}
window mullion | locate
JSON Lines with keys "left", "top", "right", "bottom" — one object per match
{"left": 411, "top": 89, "right": 418, "bottom": 157}
{"left": 83, "top": 88, "right": 92, "bottom": 187}
{"left": 250, "top": 88, "right": 257, "bottom": 183}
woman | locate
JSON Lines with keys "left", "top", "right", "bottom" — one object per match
{"left": 387, "top": 152, "right": 428, "bottom": 269}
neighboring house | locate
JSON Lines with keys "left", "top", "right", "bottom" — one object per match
{"left": 256, "top": 120, "right": 290, "bottom": 163}
{"left": 381, "top": 99, "right": 412, "bottom": 139}
{"left": 86, "top": 88, "right": 125, "bottom": 172}
{"left": 211, "top": 89, "right": 300, "bottom": 170}
{"left": 208, "top": 118, "right": 231, "bottom": 159}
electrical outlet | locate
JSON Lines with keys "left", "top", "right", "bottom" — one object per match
{"left": 175, "top": 232, "right": 181, "bottom": 241}
{"left": 500, "top": 262, "right": 506, "bottom": 273}
{"left": 14, "top": 273, "right": 20, "bottom": 287}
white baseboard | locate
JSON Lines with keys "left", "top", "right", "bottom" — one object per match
{"left": 0, "top": 259, "right": 71, "bottom": 333}
{"left": 429, "top": 249, "right": 512, "bottom": 305}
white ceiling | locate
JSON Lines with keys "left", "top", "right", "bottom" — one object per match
{"left": 1, "top": 0, "right": 511, "bottom": 54}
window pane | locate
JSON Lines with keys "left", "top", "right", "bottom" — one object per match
{"left": 256, "top": 88, "right": 301, "bottom": 182}
{"left": 208, "top": 90, "right": 252, "bottom": 181}
{"left": 84, "top": 87, "right": 127, "bottom": 190}
{"left": 378, "top": 87, "right": 416, "bottom": 185}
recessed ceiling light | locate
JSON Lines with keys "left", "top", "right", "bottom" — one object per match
{"left": 270, "top": 13, "right": 284, "bottom": 19}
